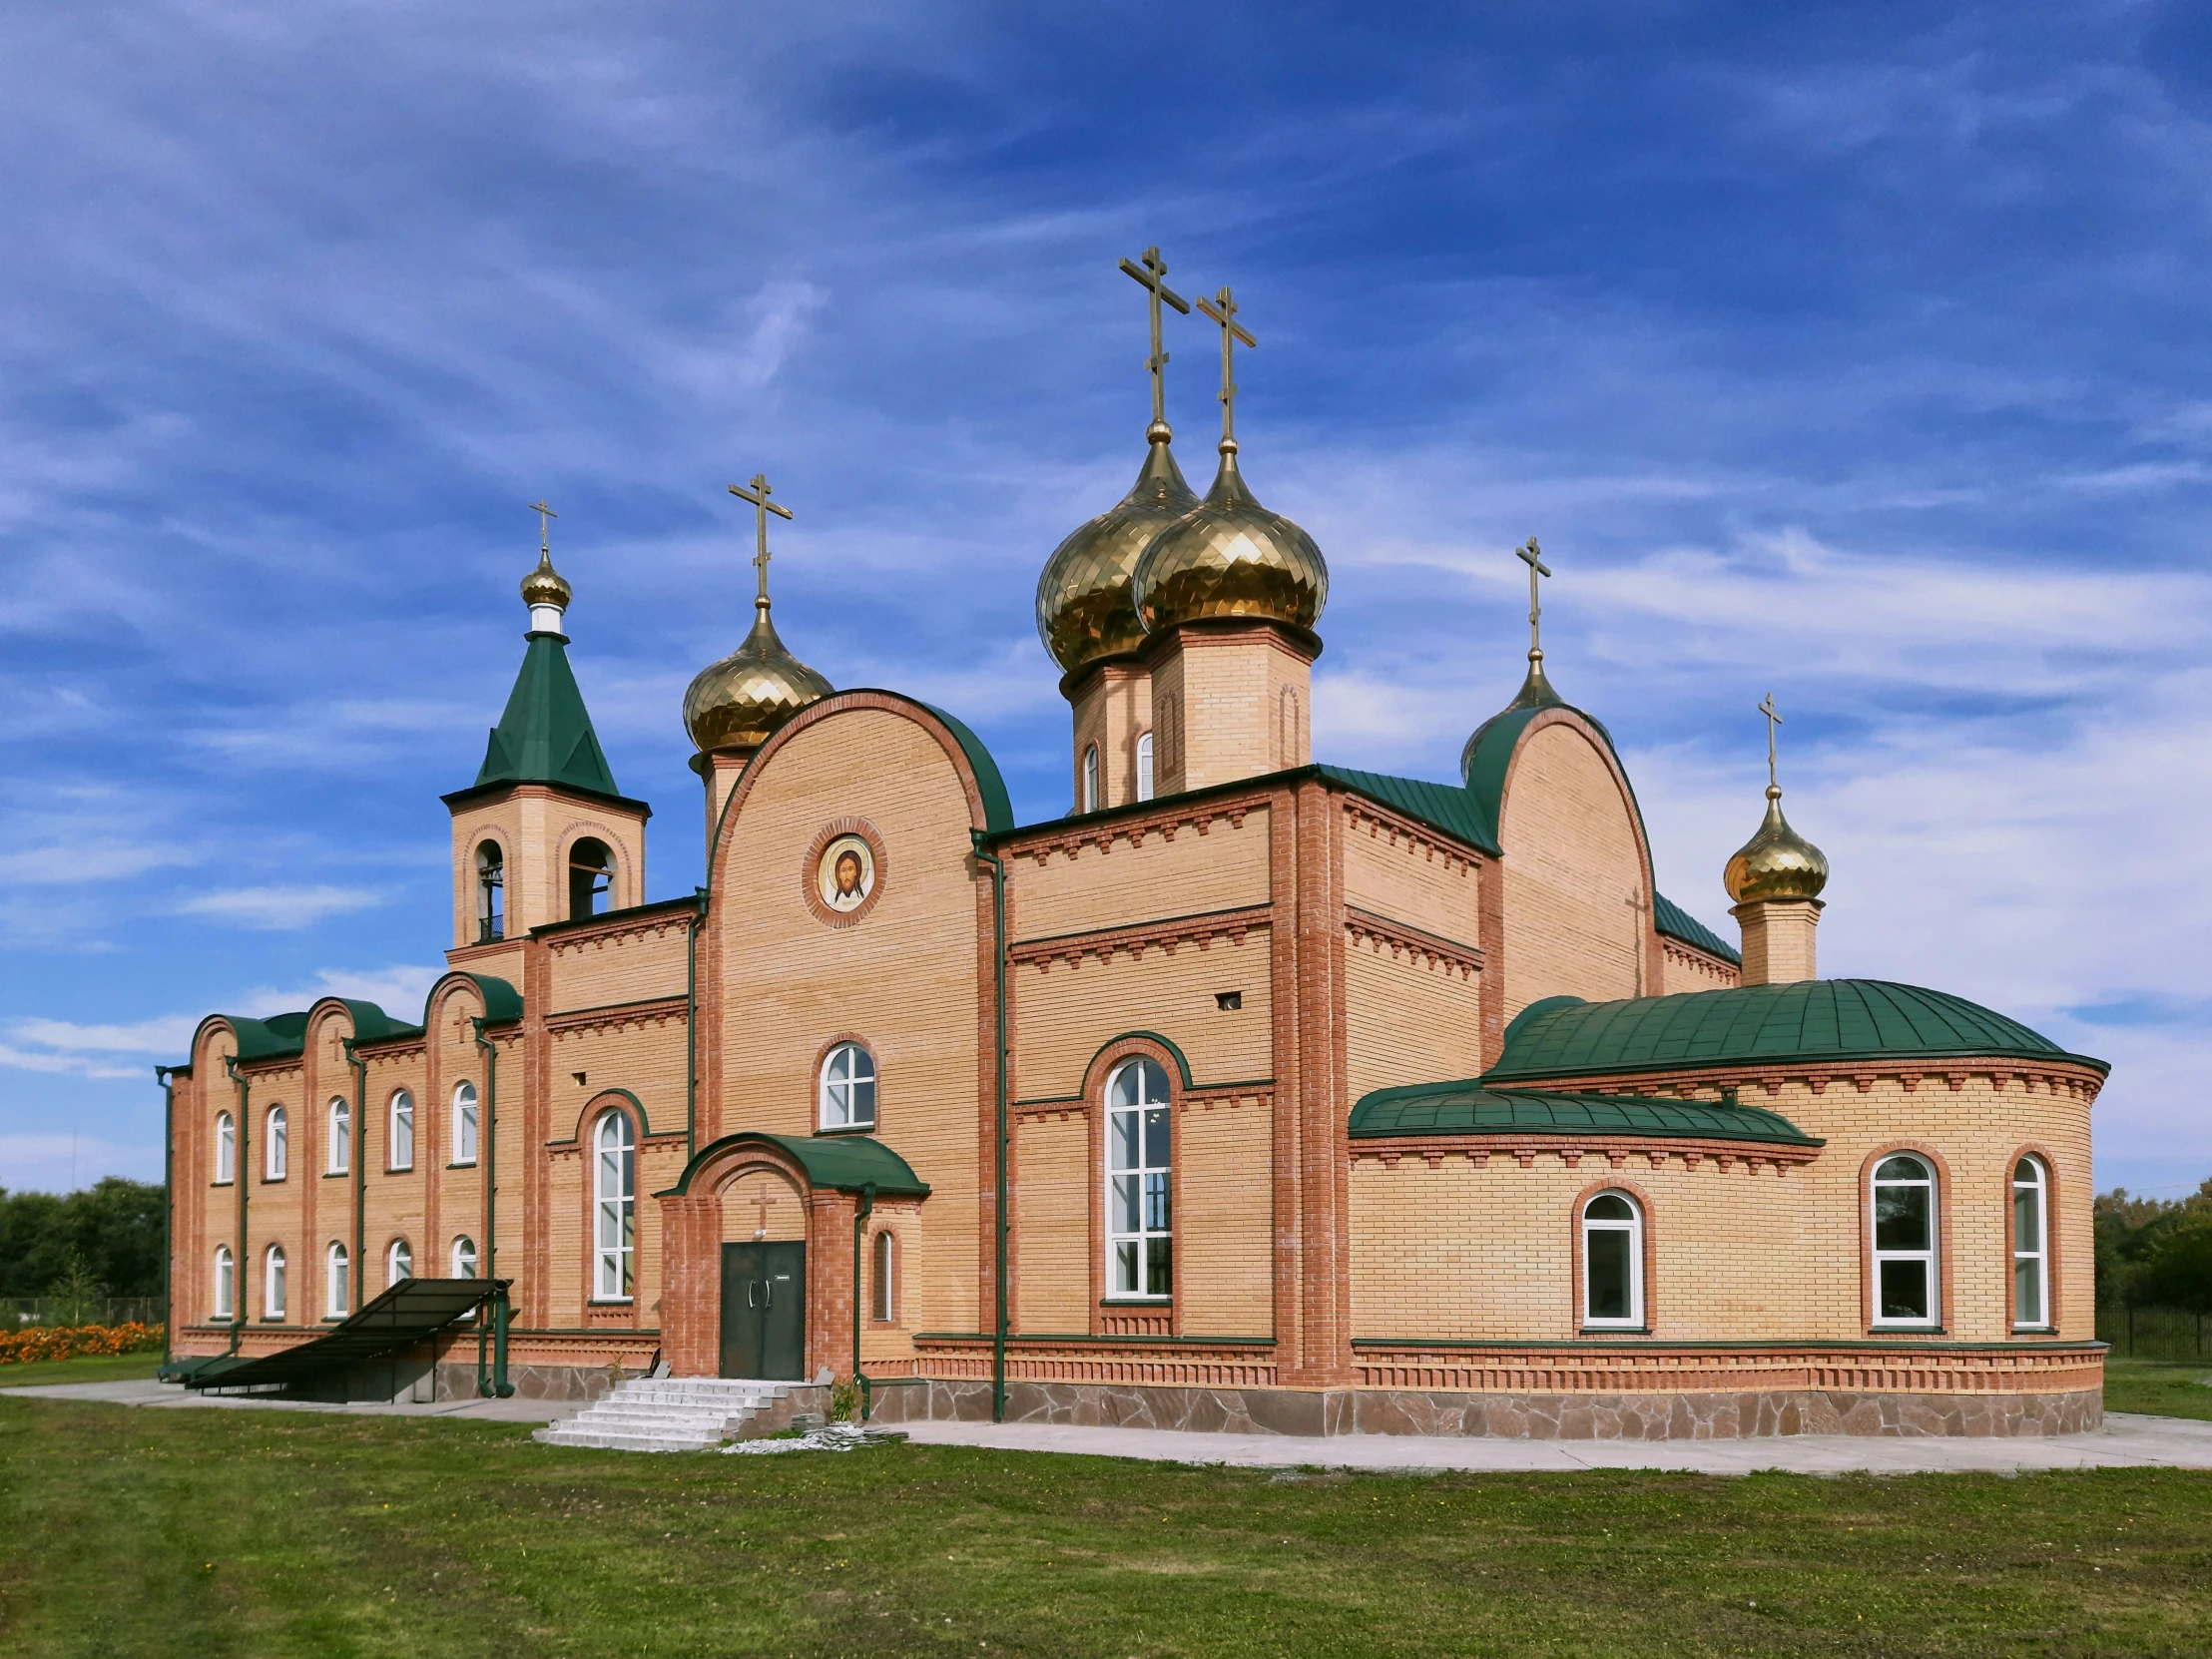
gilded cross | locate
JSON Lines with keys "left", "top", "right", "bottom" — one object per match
{"left": 1517, "top": 536, "right": 1551, "bottom": 657}
{"left": 1759, "top": 692, "right": 1783, "bottom": 790}
{"left": 528, "top": 499, "right": 557, "bottom": 556}
{"left": 727, "top": 473, "right": 795, "bottom": 605}
{"left": 1118, "top": 246, "right": 1191, "bottom": 429}
{"left": 1194, "top": 286, "right": 1256, "bottom": 446}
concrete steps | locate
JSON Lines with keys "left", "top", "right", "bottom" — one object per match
{"left": 534, "top": 1378, "right": 800, "bottom": 1452}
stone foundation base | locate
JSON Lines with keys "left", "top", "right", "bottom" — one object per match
{"left": 865, "top": 1379, "right": 2104, "bottom": 1439}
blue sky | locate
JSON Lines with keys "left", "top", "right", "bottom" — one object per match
{"left": 3, "top": 1, "right": 2208, "bottom": 1199}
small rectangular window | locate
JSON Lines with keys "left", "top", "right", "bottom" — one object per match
{"left": 1215, "top": 991, "right": 1242, "bottom": 1011}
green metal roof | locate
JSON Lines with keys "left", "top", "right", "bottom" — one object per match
{"left": 1483, "top": 978, "right": 2109, "bottom": 1085}
{"left": 466, "top": 632, "right": 625, "bottom": 800}
{"left": 1350, "top": 1080, "right": 1821, "bottom": 1145}
{"left": 1317, "top": 765, "right": 1499, "bottom": 854}
{"left": 1652, "top": 893, "right": 1741, "bottom": 965}
{"left": 921, "top": 702, "right": 1014, "bottom": 833}
{"left": 667, "top": 1131, "right": 931, "bottom": 1199}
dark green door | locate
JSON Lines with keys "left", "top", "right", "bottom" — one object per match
{"left": 720, "top": 1242, "right": 806, "bottom": 1380}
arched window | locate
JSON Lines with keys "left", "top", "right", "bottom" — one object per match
{"left": 594, "top": 1112, "right": 636, "bottom": 1301}
{"left": 387, "top": 1238, "right": 412, "bottom": 1288}
{"left": 1105, "top": 1057, "right": 1172, "bottom": 1300}
{"left": 388, "top": 1090, "right": 414, "bottom": 1172}
{"left": 2012, "top": 1157, "right": 2050, "bottom": 1329}
{"left": 1581, "top": 1192, "right": 1644, "bottom": 1328}
{"left": 452, "top": 1082, "right": 479, "bottom": 1166}
{"left": 327, "top": 1097, "right": 350, "bottom": 1175}
{"left": 212, "top": 1246, "right": 235, "bottom": 1320}
{"left": 214, "top": 1112, "right": 236, "bottom": 1185}
{"left": 475, "top": 841, "right": 504, "bottom": 942}
{"left": 1872, "top": 1154, "right": 1938, "bottom": 1327}
{"left": 1082, "top": 745, "right": 1100, "bottom": 814}
{"left": 264, "top": 1245, "right": 287, "bottom": 1320}
{"left": 325, "top": 1242, "right": 349, "bottom": 1318}
{"left": 871, "top": 1231, "right": 895, "bottom": 1323}
{"left": 820, "top": 1043, "right": 877, "bottom": 1131}
{"left": 451, "top": 1236, "right": 478, "bottom": 1278}
{"left": 265, "top": 1106, "right": 287, "bottom": 1181}
{"left": 1135, "top": 732, "right": 1155, "bottom": 802}
{"left": 568, "top": 836, "right": 613, "bottom": 920}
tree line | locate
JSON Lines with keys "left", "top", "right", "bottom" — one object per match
{"left": 2095, "top": 1179, "right": 2212, "bottom": 1313}
{"left": 0, "top": 1179, "right": 166, "bottom": 1299}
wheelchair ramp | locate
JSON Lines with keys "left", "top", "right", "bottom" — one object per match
{"left": 170, "top": 1278, "right": 505, "bottom": 1390}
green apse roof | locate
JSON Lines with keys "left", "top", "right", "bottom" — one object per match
{"left": 666, "top": 1132, "right": 931, "bottom": 1200}
{"left": 468, "top": 632, "right": 625, "bottom": 801}
{"left": 1350, "top": 1081, "right": 1821, "bottom": 1146}
{"left": 1483, "top": 979, "right": 2109, "bottom": 1085}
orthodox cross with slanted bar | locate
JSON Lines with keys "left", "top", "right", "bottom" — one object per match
{"left": 1517, "top": 535, "right": 1551, "bottom": 659}
{"left": 1759, "top": 691, "right": 1783, "bottom": 791}
{"left": 1194, "top": 286, "right": 1256, "bottom": 447}
{"left": 1118, "top": 246, "right": 1191, "bottom": 430}
{"left": 728, "top": 473, "right": 794, "bottom": 605}
{"left": 529, "top": 499, "right": 557, "bottom": 556}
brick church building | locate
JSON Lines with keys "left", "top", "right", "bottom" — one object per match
{"left": 163, "top": 276, "right": 2109, "bottom": 1438}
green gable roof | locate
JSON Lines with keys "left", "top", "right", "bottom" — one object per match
{"left": 1350, "top": 1080, "right": 1820, "bottom": 1146}
{"left": 1653, "top": 893, "right": 1741, "bottom": 965}
{"left": 921, "top": 702, "right": 1014, "bottom": 833}
{"left": 1483, "top": 978, "right": 2108, "bottom": 1085}
{"left": 666, "top": 1131, "right": 931, "bottom": 1199}
{"left": 468, "top": 632, "right": 624, "bottom": 801}
{"left": 1318, "top": 765, "right": 1500, "bottom": 854}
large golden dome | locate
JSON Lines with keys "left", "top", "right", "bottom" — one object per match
{"left": 1132, "top": 440, "right": 1327, "bottom": 634}
{"left": 1036, "top": 423, "right": 1199, "bottom": 674}
{"left": 683, "top": 599, "right": 832, "bottom": 752}
{"left": 1724, "top": 787, "right": 1830, "bottom": 903}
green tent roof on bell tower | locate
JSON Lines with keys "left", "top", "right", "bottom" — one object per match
{"left": 467, "top": 631, "right": 626, "bottom": 801}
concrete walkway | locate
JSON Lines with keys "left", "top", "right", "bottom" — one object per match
{"left": 0, "top": 1379, "right": 565, "bottom": 1423}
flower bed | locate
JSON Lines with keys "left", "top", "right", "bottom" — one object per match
{"left": 0, "top": 1322, "right": 164, "bottom": 1366}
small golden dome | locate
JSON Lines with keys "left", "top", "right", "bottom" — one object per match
{"left": 1132, "top": 441, "right": 1327, "bottom": 634}
{"left": 683, "top": 600, "right": 832, "bottom": 752}
{"left": 520, "top": 549, "right": 572, "bottom": 614}
{"left": 1724, "top": 786, "right": 1830, "bottom": 903}
{"left": 1036, "top": 424, "right": 1199, "bottom": 674}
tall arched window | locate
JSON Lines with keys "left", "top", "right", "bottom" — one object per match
{"left": 327, "top": 1097, "right": 350, "bottom": 1175}
{"left": 264, "top": 1245, "right": 287, "bottom": 1320}
{"left": 1872, "top": 1154, "right": 1938, "bottom": 1328}
{"left": 871, "top": 1231, "right": 895, "bottom": 1323}
{"left": 388, "top": 1090, "right": 414, "bottom": 1172}
{"left": 212, "top": 1245, "right": 235, "bottom": 1319}
{"left": 452, "top": 1082, "right": 479, "bottom": 1166}
{"left": 820, "top": 1043, "right": 877, "bottom": 1131}
{"left": 568, "top": 836, "right": 613, "bottom": 920}
{"left": 214, "top": 1112, "right": 236, "bottom": 1185}
{"left": 265, "top": 1106, "right": 287, "bottom": 1181}
{"left": 387, "top": 1237, "right": 412, "bottom": 1288}
{"left": 1082, "top": 745, "right": 1100, "bottom": 814}
{"left": 1106, "top": 1057, "right": 1172, "bottom": 1300}
{"left": 2012, "top": 1157, "right": 2050, "bottom": 1329}
{"left": 325, "top": 1242, "right": 349, "bottom": 1318}
{"left": 451, "top": 1236, "right": 478, "bottom": 1278}
{"left": 475, "top": 841, "right": 504, "bottom": 942}
{"left": 594, "top": 1113, "right": 636, "bottom": 1301}
{"left": 1135, "top": 732, "right": 1154, "bottom": 802}
{"left": 1581, "top": 1192, "right": 1644, "bottom": 1328}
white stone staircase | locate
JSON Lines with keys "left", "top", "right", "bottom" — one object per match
{"left": 534, "top": 1378, "right": 802, "bottom": 1452}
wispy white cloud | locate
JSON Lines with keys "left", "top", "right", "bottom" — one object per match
{"left": 171, "top": 885, "right": 387, "bottom": 930}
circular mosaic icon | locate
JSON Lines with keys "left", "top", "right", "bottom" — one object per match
{"left": 816, "top": 832, "right": 875, "bottom": 914}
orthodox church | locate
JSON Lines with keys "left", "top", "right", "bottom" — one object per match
{"left": 162, "top": 254, "right": 2109, "bottom": 1439}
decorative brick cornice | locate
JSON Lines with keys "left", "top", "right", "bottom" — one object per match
{"left": 1345, "top": 907, "right": 1483, "bottom": 979}
{"left": 912, "top": 1333, "right": 1277, "bottom": 1388}
{"left": 1348, "top": 1133, "right": 1821, "bottom": 1175}
{"left": 546, "top": 995, "right": 689, "bottom": 1038}
{"left": 545, "top": 910, "right": 694, "bottom": 955}
{"left": 1660, "top": 937, "right": 1741, "bottom": 985}
{"left": 1340, "top": 799, "right": 1480, "bottom": 874}
{"left": 1523, "top": 1060, "right": 2107, "bottom": 1103}
{"left": 1350, "top": 1339, "right": 2104, "bottom": 1397}
{"left": 1010, "top": 904, "right": 1271, "bottom": 974}
{"left": 1010, "top": 797, "right": 1267, "bottom": 866}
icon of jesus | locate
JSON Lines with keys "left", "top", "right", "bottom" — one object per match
{"left": 819, "top": 834, "right": 873, "bottom": 912}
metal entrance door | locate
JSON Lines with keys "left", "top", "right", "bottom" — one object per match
{"left": 720, "top": 1241, "right": 806, "bottom": 1381}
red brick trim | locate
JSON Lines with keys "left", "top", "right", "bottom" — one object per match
{"left": 1522, "top": 1060, "right": 2107, "bottom": 1102}
{"left": 2005, "top": 1143, "right": 2065, "bottom": 1335}
{"left": 1344, "top": 907, "right": 1483, "bottom": 979}
{"left": 1660, "top": 937, "right": 1741, "bottom": 989}
{"left": 1859, "top": 1142, "right": 1954, "bottom": 1336}
{"left": 1569, "top": 1177, "right": 1658, "bottom": 1336}
{"left": 1350, "top": 1136, "right": 1815, "bottom": 1174}
{"left": 544, "top": 995, "right": 689, "bottom": 1037}
{"left": 1005, "top": 795, "right": 1271, "bottom": 867}
{"left": 1336, "top": 796, "right": 1480, "bottom": 874}
{"left": 542, "top": 909, "right": 694, "bottom": 955}
{"left": 1011, "top": 904, "right": 1271, "bottom": 973}
{"left": 801, "top": 817, "right": 888, "bottom": 929}
{"left": 869, "top": 1227, "right": 901, "bottom": 1326}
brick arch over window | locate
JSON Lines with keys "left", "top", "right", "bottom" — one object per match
{"left": 1568, "top": 1177, "right": 1659, "bottom": 1335}
{"left": 2006, "top": 1141, "right": 2066, "bottom": 1334}
{"left": 1080, "top": 1033, "right": 1187, "bottom": 1338}
{"left": 560, "top": 1088, "right": 655, "bottom": 1147}
{"left": 1858, "top": 1142, "right": 1954, "bottom": 1334}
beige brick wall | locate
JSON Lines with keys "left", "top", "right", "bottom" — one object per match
{"left": 1069, "top": 662, "right": 1153, "bottom": 813}
{"left": 547, "top": 924, "right": 688, "bottom": 1013}
{"left": 1177, "top": 1095, "right": 1275, "bottom": 1336}
{"left": 1150, "top": 626, "right": 1312, "bottom": 794}
{"left": 1344, "top": 947, "right": 1485, "bottom": 1103}
{"left": 1013, "top": 935, "right": 1274, "bottom": 1099}
{"left": 1343, "top": 821, "right": 1480, "bottom": 946}
{"left": 1498, "top": 721, "right": 1645, "bottom": 1016}
{"left": 1011, "top": 807, "right": 1272, "bottom": 941}
{"left": 1013, "top": 1112, "right": 1091, "bottom": 1333}
{"left": 543, "top": 1023, "right": 687, "bottom": 1143}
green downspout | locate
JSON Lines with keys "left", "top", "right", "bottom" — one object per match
{"left": 970, "top": 830, "right": 1009, "bottom": 1423}
{"left": 343, "top": 1040, "right": 367, "bottom": 1315}
{"left": 470, "top": 1018, "right": 514, "bottom": 1397}
{"left": 685, "top": 889, "right": 705, "bottom": 1161}
{"left": 154, "top": 1067, "right": 176, "bottom": 1367}
{"left": 220, "top": 1056, "right": 251, "bottom": 1360}
{"left": 851, "top": 1181, "right": 876, "bottom": 1422}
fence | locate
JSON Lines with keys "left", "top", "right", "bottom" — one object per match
{"left": 2, "top": 1297, "right": 167, "bottom": 1330}
{"left": 2097, "top": 1302, "right": 2210, "bottom": 1362}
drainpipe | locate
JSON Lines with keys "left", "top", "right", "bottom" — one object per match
{"left": 343, "top": 1039, "right": 367, "bottom": 1315}
{"left": 220, "top": 1055, "right": 251, "bottom": 1361}
{"left": 850, "top": 1181, "right": 876, "bottom": 1422}
{"left": 154, "top": 1066, "right": 176, "bottom": 1367}
{"left": 685, "top": 889, "right": 706, "bottom": 1161}
{"left": 969, "top": 830, "right": 1009, "bottom": 1423}
{"left": 469, "top": 1018, "right": 514, "bottom": 1397}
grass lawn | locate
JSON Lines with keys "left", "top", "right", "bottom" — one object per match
{"left": 2103, "top": 1359, "right": 2212, "bottom": 1423}
{"left": 3, "top": 1396, "right": 2212, "bottom": 1657}
{"left": 0, "top": 1353, "right": 163, "bottom": 1388}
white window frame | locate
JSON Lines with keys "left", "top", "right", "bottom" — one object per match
{"left": 451, "top": 1235, "right": 478, "bottom": 1278}
{"left": 214, "top": 1112, "right": 236, "bottom": 1185}
{"left": 212, "top": 1245, "right": 235, "bottom": 1319}
{"left": 1871, "top": 1153, "right": 1939, "bottom": 1329}
{"left": 325, "top": 1242, "right": 349, "bottom": 1319}
{"left": 871, "top": 1230, "right": 894, "bottom": 1323}
{"left": 264, "top": 1245, "right": 287, "bottom": 1320}
{"left": 265, "top": 1105, "right": 287, "bottom": 1181}
{"left": 1580, "top": 1192, "right": 1645, "bottom": 1329}
{"left": 1082, "top": 744, "right": 1100, "bottom": 814}
{"left": 2012, "top": 1156, "right": 2050, "bottom": 1330}
{"left": 819, "top": 1043, "right": 877, "bottom": 1131}
{"left": 1104, "top": 1057, "right": 1173, "bottom": 1301}
{"left": 327, "top": 1096, "right": 350, "bottom": 1175}
{"left": 452, "top": 1081, "right": 479, "bottom": 1166}
{"left": 387, "top": 1237, "right": 412, "bottom": 1288}
{"left": 1135, "top": 732, "right": 1154, "bottom": 802}
{"left": 594, "top": 1112, "right": 636, "bottom": 1302}
{"left": 388, "top": 1090, "right": 414, "bottom": 1172}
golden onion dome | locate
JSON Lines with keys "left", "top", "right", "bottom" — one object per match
{"left": 1723, "top": 786, "right": 1831, "bottom": 903}
{"left": 1131, "top": 440, "right": 1327, "bottom": 634}
{"left": 520, "top": 548, "right": 572, "bottom": 614}
{"left": 682, "top": 599, "right": 832, "bottom": 752}
{"left": 1036, "top": 422, "right": 1199, "bottom": 674}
